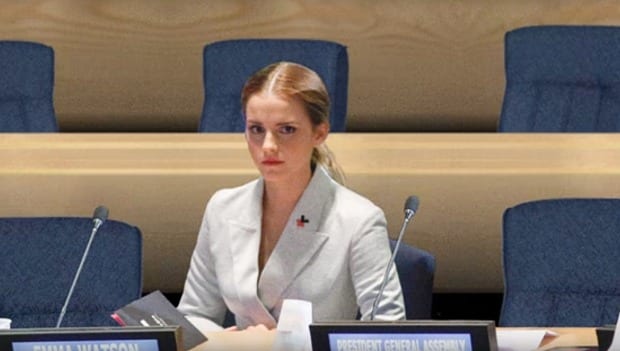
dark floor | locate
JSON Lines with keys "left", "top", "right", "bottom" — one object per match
{"left": 162, "top": 292, "right": 504, "bottom": 324}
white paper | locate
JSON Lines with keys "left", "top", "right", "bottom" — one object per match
{"left": 276, "top": 299, "right": 313, "bottom": 332}
{"left": 0, "top": 318, "right": 11, "bottom": 329}
{"left": 607, "top": 312, "right": 620, "bottom": 351}
{"left": 272, "top": 299, "right": 313, "bottom": 351}
{"left": 496, "top": 329, "right": 547, "bottom": 351}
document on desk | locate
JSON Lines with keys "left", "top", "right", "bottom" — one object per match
{"left": 112, "top": 290, "right": 208, "bottom": 350}
{"left": 607, "top": 312, "right": 620, "bottom": 351}
{"left": 496, "top": 329, "right": 547, "bottom": 351}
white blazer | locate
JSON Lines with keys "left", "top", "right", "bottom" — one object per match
{"left": 178, "top": 167, "right": 405, "bottom": 329}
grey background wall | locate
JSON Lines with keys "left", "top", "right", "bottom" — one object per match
{"left": 2, "top": 0, "right": 619, "bottom": 132}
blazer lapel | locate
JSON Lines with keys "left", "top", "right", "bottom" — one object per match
{"left": 258, "top": 167, "right": 335, "bottom": 309}
{"left": 228, "top": 178, "right": 277, "bottom": 326}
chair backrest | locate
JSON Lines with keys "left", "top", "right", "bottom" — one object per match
{"left": 0, "top": 217, "right": 142, "bottom": 328}
{"left": 390, "top": 239, "right": 436, "bottom": 319}
{"left": 199, "top": 39, "right": 348, "bottom": 132}
{"left": 499, "top": 25, "right": 620, "bottom": 132}
{"left": 0, "top": 41, "right": 57, "bottom": 132}
{"left": 500, "top": 198, "right": 620, "bottom": 327}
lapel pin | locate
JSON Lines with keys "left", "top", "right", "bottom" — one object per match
{"left": 296, "top": 215, "right": 309, "bottom": 228}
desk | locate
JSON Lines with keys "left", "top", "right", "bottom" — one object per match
{"left": 537, "top": 328, "right": 597, "bottom": 350}
{"left": 198, "top": 329, "right": 276, "bottom": 351}
{"left": 192, "top": 327, "right": 597, "bottom": 351}
{"left": 2, "top": 133, "right": 620, "bottom": 293}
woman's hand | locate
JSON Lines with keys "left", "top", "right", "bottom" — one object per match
{"left": 246, "top": 324, "right": 272, "bottom": 331}
{"left": 224, "top": 324, "right": 273, "bottom": 331}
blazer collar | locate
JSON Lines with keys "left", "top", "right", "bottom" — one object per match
{"left": 258, "top": 167, "right": 335, "bottom": 309}
{"left": 228, "top": 167, "right": 336, "bottom": 321}
{"left": 227, "top": 178, "right": 274, "bottom": 326}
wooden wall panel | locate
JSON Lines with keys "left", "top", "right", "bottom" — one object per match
{"left": 3, "top": 133, "right": 620, "bottom": 293}
{"left": 1, "top": 1, "right": 620, "bottom": 132}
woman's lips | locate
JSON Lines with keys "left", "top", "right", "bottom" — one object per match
{"left": 262, "top": 159, "right": 284, "bottom": 165}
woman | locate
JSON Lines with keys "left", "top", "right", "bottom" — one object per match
{"left": 178, "top": 62, "right": 404, "bottom": 329}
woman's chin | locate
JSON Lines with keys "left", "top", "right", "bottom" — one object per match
{"left": 259, "top": 168, "right": 286, "bottom": 181}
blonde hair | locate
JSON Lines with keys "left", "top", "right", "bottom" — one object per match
{"left": 241, "top": 62, "right": 345, "bottom": 184}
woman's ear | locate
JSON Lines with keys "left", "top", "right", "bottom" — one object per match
{"left": 313, "top": 122, "right": 329, "bottom": 145}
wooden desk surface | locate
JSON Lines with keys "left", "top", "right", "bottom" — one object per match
{"left": 192, "top": 327, "right": 597, "bottom": 351}
{"left": 2, "top": 133, "right": 620, "bottom": 293}
{"left": 540, "top": 328, "right": 598, "bottom": 350}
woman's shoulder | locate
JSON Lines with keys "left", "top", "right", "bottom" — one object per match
{"left": 321, "top": 183, "right": 388, "bottom": 240}
{"left": 206, "top": 178, "right": 261, "bottom": 211}
{"left": 330, "top": 181, "right": 385, "bottom": 219}
{"left": 307, "top": 166, "right": 382, "bottom": 219}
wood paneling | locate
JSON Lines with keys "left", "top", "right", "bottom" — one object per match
{"left": 1, "top": 1, "right": 620, "bottom": 131}
{"left": 2, "top": 133, "right": 620, "bottom": 293}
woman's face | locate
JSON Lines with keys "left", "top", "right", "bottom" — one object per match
{"left": 245, "top": 92, "right": 327, "bottom": 183}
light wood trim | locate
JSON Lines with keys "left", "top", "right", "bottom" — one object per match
{"left": 2, "top": 133, "right": 620, "bottom": 293}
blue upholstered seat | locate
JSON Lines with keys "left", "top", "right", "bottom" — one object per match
{"left": 0, "top": 41, "right": 57, "bottom": 132}
{"left": 0, "top": 217, "right": 142, "bottom": 328}
{"left": 199, "top": 39, "right": 348, "bottom": 132}
{"left": 390, "top": 239, "right": 436, "bottom": 319}
{"left": 499, "top": 25, "right": 620, "bottom": 132}
{"left": 500, "top": 198, "right": 620, "bottom": 326}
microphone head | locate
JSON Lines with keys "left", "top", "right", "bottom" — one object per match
{"left": 93, "top": 205, "right": 109, "bottom": 223}
{"left": 404, "top": 195, "right": 420, "bottom": 213}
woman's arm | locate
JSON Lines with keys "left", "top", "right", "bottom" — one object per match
{"left": 178, "top": 205, "right": 228, "bottom": 326}
{"left": 349, "top": 206, "right": 406, "bottom": 321}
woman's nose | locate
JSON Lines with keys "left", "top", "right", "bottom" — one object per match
{"left": 262, "top": 131, "right": 278, "bottom": 152}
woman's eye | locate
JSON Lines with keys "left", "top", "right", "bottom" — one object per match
{"left": 248, "top": 125, "right": 264, "bottom": 134}
{"left": 280, "top": 125, "right": 296, "bottom": 134}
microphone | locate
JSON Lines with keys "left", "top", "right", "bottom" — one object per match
{"left": 92, "top": 205, "right": 109, "bottom": 231}
{"left": 370, "top": 196, "right": 419, "bottom": 320}
{"left": 56, "top": 205, "right": 109, "bottom": 328}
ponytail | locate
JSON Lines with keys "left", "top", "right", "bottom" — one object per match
{"left": 312, "top": 143, "right": 345, "bottom": 185}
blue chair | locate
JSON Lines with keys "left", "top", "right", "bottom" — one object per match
{"left": 199, "top": 39, "right": 348, "bottom": 132}
{"left": 0, "top": 217, "right": 142, "bottom": 328}
{"left": 500, "top": 198, "right": 620, "bottom": 326}
{"left": 499, "top": 25, "right": 620, "bottom": 132}
{"left": 390, "top": 240, "right": 436, "bottom": 319}
{"left": 0, "top": 41, "right": 57, "bottom": 132}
